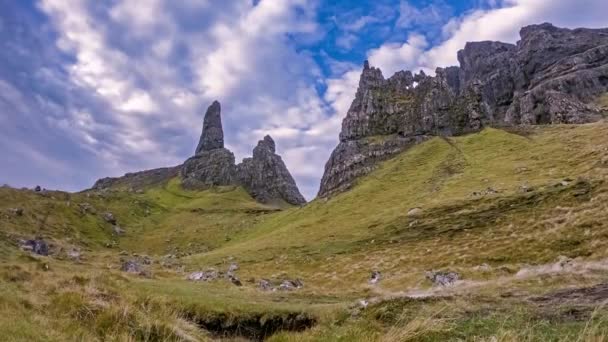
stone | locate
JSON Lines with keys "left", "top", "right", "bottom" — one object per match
{"left": 121, "top": 260, "right": 143, "bottom": 273}
{"left": 34, "top": 185, "right": 41, "bottom": 192}
{"left": 112, "top": 225, "right": 125, "bottom": 236}
{"left": 187, "top": 269, "right": 219, "bottom": 282}
{"left": 8, "top": 208, "right": 23, "bottom": 216}
{"left": 259, "top": 279, "right": 273, "bottom": 291}
{"left": 195, "top": 101, "right": 224, "bottom": 153}
{"left": 406, "top": 208, "right": 423, "bottom": 217}
{"left": 278, "top": 279, "right": 303, "bottom": 291}
{"left": 318, "top": 23, "right": 608, "bottom": 198}
{"left": 236, "top": 135, "right": 306, "bottom": 205}
{"left": 67, "top": 249, "right": 81, "bottom": 261}
{"left": 228, "top": 275, "right": 242, "bottom": 287}
{"left": 78, "top": 203, "right": 94, "bottom": 214}
{"left": 425, "top": 270, "right": 460, "bottom": 286}
{"left": 20, "top": 239, "right": 49, "bottom": 256}
{"left": 103, "top": 212, "right": 117, "bottom": 225}
{"left": 369, "top": 270, "right": 381, "bottom": 285}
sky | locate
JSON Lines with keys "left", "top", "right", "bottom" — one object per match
{"left": 1, "top": 0, "right": 608, "bottom": 199}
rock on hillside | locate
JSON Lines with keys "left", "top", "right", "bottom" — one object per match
{"left": 318, "top": 23, "right": 608, "bottom": 198}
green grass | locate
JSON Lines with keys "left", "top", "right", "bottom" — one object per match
{"left": 1, "top": 122, "right": 608, "bottom": 340}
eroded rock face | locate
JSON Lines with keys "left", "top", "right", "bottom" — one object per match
{"left": 195, "top": 101, "right": 224, "bottom": 153}
{"left": 182, "top": 101, "right": 237, "bottom": 189}
{"left": 182, "top": 148, "right": 236, "bottom": 189}
{"left": 319, "top": 23, "right": 608, "bottom": 198}
{"left": 181, "top": 102, "right": 305, "bottom": 204}
{"left": 237, "top": 135, "right": 306, "bottom": 206}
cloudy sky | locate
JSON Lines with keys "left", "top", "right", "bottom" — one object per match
{"left": 1, "top": 0, "right": 608, "bottom": 199}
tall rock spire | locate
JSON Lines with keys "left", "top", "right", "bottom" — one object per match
{"left": 196, "top": 100, "right": 224, "bottom": 154}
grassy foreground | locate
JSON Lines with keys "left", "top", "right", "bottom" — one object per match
{"left": 1, "top": 121, "right": 608, "bottom": 341}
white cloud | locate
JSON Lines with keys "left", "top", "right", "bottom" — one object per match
{"left": 368, "top": 33, "right": 429, "bottom": 77}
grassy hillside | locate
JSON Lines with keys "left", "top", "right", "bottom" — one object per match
{"left": 1, "top": 121, "right": 608, "bottom": 341}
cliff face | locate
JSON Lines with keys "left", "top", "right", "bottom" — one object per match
{"left": 181, "top": 102, "right": 306, "bottom": 206}
{"left": 318, "top": 23, "right": 608, "bottom": 198}
{"left": 236, "top": 135, "right": 306, "bottom": 205}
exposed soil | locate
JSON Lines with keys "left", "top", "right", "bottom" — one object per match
{"left": 189, "top": 311, "right": 317, "bottom": 341}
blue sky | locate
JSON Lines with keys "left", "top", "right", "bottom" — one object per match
{"left": 1, "top": 0, "right": 608, "bottom": 199}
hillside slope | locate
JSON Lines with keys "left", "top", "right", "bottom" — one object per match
{"left": 1, "top": 121, "right": 608, "bottom": 341}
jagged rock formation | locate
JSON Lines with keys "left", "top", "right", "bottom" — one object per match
{"left": 182, "top": 101, "right": 237, "bottom": 189}
{"left": 319, "top": 23, "right": 608, "bottom": 198}
{"left": 181, "top": 102, "right": 306, "bottom": 205}
{"left": 195, "top": 101, "right": 224, "bottom": 153}
{"left": 92, "top": 101, "right": 306, "bottom": 206}
{"left": 237, "top": 135, "right": 306, "bottom": 205}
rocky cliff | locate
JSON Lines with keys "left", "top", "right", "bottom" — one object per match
{"left": 181, "top": 102, "right": 306, "bottom": 205}
{"left": 237, "top": 135, "right": 306, "bottom": 205}
{"left": 318, "top": 23, "right": 608, "bottom": 198}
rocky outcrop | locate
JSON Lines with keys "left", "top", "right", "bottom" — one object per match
{"left": 182, "top": 101, "right": 237, "bottom": 189}
{"left": 237, "top": 135, "right": 306, "bottom": 205}
{"left": 181, "top": 102, "right": 306, "bottom": 205}
{"left": 92, "top": 166, "right": 180, "bottom": 191}
{"left": 319, "top": 23, "right": 608, "bottom": 198}
{"left": 91, "top": 101, "right": 305, "bottom": 205}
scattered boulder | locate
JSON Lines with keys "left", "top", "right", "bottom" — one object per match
{"left": 187, "top": 269, "right": 219, "bottom": 282}
{"left": 425, "top": 270, "right": 460, "bottom": 286}
{"left": 78, "top": 203, "right": 94, "bottom": 214}
{"left": 121, "top": 260, "right": 143, "bottom": 273}
{"left": 278, "top": 279, "right": 304, "bottom": 291}
{"left": 112, "top": 225, "right": 125, "bottom": 236}
{"left": 20, "top": 239, "right": 49, "bottom": 256}
{"left": 34, "top": 185, "right": 41, "bottom": 192}
{"left": 8, "top": 208, "right": 23, "bottom": 216}
{"left": 103, "top": 212, "right": 117, "bottom": 225}
{"left": 406, "top": 207, "right": 423, "bottom": 217}
{"left": 369, "top": 270, "right": 382, "bottom": 285}
{"left": 259, "top": 279, "right": 273, "bottom": 291}
{"left": 67, "top": 249, "right": 81, "bottom": 261}
{"left": 228, "top": 275, "right": 242, "bottom": 287}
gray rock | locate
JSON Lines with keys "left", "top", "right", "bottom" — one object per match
{"left": 20, "top": 239, "right": 49, "bottom": 256}
{"left": 259, "top": 279, "right": 273, "bottom": 291}
{"left": 34, "top": 185, "right": 41, "bottom": 192}
{"left": 369, "top": 270, "right": 381, "bottom": 285}
{"left": 182, "top": 102, "right": 306, "bottom": 205}
{"left": 181, "top": 148, "right": 236, "bottom": 189}
{"left": 425, "top": 270, "right": 460, "bottom": 286}
{"left": 319, "top": 23, "right": 608, "bottom": 198}
{"left": 8, "top": 208, "right": 23, "bottom": 216}
{"left": 278, "top": 279, "right": 304, "bottom": 291}
{"left": 187, "top": 269, "right": 219, "bottom": 282}
{"left": 228, "top": 274, "right": 242, "bottom": 286}
{"left": 236, "top": 135, "right": 306, "bottom": 205}
{"left": 112, "top": 225, "right": 125, "bottom": 236}
{"left": 195, "top": 101, "right": 224, "bottom": 153}
{"left": 121, "top": 260, "right": 143, "bottom": 273}
{"left": 103, "top": 212, "right": 117, "bottom": 225}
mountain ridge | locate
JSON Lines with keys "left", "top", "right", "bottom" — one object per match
{"left": 318, "top": 23, "right": 608, "bottom": 198}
